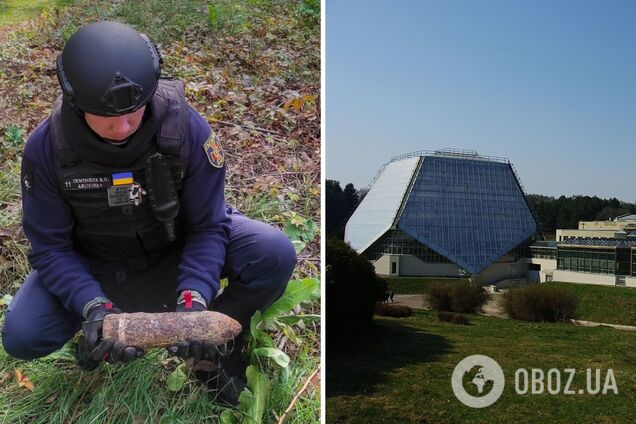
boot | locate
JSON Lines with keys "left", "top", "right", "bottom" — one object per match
{"left": 193, "top": 334, "right": 248, "bottom": 406}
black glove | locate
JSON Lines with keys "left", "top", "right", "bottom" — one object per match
{"left": 78, "top": 302, "right": 144, "bottom": 370}
{"left": 167, "top": 290, "right": 219, "bottom": 361}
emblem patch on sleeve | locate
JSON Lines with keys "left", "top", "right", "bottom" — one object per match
{"left": 21, "top": 170, "right": 33, "bottom": 194}
{"left": 203, "top": 131, "right": 224, "bottom": 168}
{"left": 21, "top": 158, "right": 34, "bottom": 194}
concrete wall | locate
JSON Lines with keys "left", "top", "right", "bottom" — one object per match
{"left": 479, "top": 261, "right": 527, "bottom": 283}
{"left": 578, "top": 221, "right": 628, "bottom": 230}
{"left": 527, "top": 258, "right": 636, "bottom": 287}
{"left": 376, "top": 253, "right": 636, "bottom": 288}
{"left": 556, "top": 229, "right": 622, "bottom": 241}
{"left": 375, "top": 254, "right": 400, "bottom": 276}
{"left": 374, "top": 254, "right": 527, "bottom": 283}
{"left": 374, "top": 254, "right": 463, "bottom": 277}
{"left": 528, "top": 258, "right": 557, "bottom": 282}
{"left": 551, "top": 270, "right": 616, "bottom": 286}
{"left": 399, "top": 258, "right": 464, "bottom": 277}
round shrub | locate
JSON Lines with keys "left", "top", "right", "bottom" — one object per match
{"left": 427, "top": 281, "right": 490, "bottom": 313}
{"left": 374, "top": 303, "right": 413, "bottom": 318}
{"left": 326, "top": 237, "right": 387, "bottom": 339}
{"left": 503, "top": 284, "right": 577, "bottom": 322}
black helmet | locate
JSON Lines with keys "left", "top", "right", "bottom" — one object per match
{"left": 56, "top": 21, "right": 162, "bottom": 116}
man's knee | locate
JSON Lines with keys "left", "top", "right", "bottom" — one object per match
{"left": 256, "top": 226, "right": 297, "bottom": 281}
{"left": 2, "top": 315, "right": 49, "bottom": 360}
{"left": 2, "top": 271, "right": 78, "bottom": 360}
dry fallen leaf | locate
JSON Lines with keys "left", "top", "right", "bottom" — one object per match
{"left": 15, "top": 369, "right": 35, "bottom": 392}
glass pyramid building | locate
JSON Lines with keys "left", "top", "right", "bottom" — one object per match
{"left": 345, "top": 149, "right": 539, "bottom": 275}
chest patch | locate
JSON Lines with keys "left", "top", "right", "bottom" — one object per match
{"left": 112, "top": 172, "right": 133, "bottom": 186}
{"left": 63, "top": 176, "right": 111, "bottom": 191}
{"left": 107, "top": 182, "right": 146, "bottom": 207}
{"left": 203, "top": 131, "right": 224, "bottom": 168}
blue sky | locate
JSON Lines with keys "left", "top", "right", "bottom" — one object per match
{"left": 326, "top": 0, "right": 636, "bottom": 202}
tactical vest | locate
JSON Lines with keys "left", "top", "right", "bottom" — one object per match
{"left": 49, "top": 79, "right": 190, "bottom": 274}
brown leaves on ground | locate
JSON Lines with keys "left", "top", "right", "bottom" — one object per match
{"left": 0, "top": 0, "right": 320, "bottom": 281}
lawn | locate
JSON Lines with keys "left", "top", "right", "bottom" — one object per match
{"left": 0, "top": 0, "right": 72, "bottom": 26}
{"left": 387, "top": 278, "right": 636, "bottom": 327}
{"left": 327, "top": 310, "right": 636, "bottom": 424}
{"left": 549, "top": 281, "right": 636, "bottom": 327}
{"left": 0, "top": 0, "right": 320, "bottom": 422}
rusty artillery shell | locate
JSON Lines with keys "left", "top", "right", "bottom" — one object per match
{"left": 102, "top": 311, "right": 242, "bottom": 349}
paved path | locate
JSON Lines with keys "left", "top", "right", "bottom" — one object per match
{"left": 391, "top": 294, "right": 426, "bottom": 309}
{"left": 393, "top": 293, "right": 509, "bottom": 318}
{"left": 570, "top": 319, "right": 636, "bottom": 332}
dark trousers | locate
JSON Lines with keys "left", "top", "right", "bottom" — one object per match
{"left": 2, "top": 212, "right": 296, "bottom": 360}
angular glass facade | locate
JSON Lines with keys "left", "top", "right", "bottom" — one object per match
{"left": 365, "top": 229, "right": 451, "bottom": 263}
{"left": 398, "top": 156, "right": 537, "bottom": 274}
{"left": 345, "top": 157, "right": 420, "bottom": 253}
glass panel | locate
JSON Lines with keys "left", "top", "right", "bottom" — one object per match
{"left": 398, "top": 156, "right": 537, "bottom": 273}
{"left": 557, "top": 247, "right": 619, "bottom": 275}
{"left": 345, "top": 157, "right": 420, "bottom": 252}
{"left": 365, "top": 229, "right": 452, "bottom": 263}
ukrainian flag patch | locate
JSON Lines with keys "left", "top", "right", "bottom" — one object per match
{"left": 112, "top": 172, "right": 133, "bottom": 186}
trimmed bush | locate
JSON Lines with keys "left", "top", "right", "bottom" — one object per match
{"left": 437, "top": 311, "right": 470, "bottom": 325}
{"left": 326, "top": 237, "right": 387, "bottom": 339}
{"left": 427, "top": 281, "right": 491, "bottom": 313}
{"left": 374, "top": 303, "right": 413, "bottom": 318}
{"left": 503, "top": 284, "right": 577, "bottom": 322}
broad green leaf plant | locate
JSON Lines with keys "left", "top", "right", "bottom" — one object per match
{"left": 221, "top": 277, "right": 320, "bottom": 423}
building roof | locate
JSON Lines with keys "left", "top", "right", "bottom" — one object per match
{"left": 615, "top": 214, "right": 636, "bottom": 221}
{"left": 345, "top": 156, "right": 420, "bottom": 254}
{"left": 532, "top": 239, "right": 636, "bottom": 249}
{"left": 558, "top": 238, "right": 636, "bottom": 248}
{"left": 345, "top": 150, "right": 538, "bottom": 274}
{"left": 532, "top": 241, "right": 558, "bottom": 248}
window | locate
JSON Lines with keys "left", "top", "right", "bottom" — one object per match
{"left": 364, "top": 230, "right": 452, "bottom": 264}
{"left": 556, "top": 247, "right": 616, "bottom": 275}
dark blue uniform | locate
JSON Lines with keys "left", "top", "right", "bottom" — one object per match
{"left": 2, "top": 107, "right": 296, "bottom": 360}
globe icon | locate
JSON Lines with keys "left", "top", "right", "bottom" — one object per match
{"left": 463, "top": 365, "right": 495, "bottom": 396}
{"left": 452, "top": 355, "right": 505, "bottom": 408}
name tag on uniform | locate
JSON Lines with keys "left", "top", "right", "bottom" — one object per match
{"left": 63, "top": 176, "right": 111, "bottom": 191}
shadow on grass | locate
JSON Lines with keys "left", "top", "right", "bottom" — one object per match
{"left": 326, "top": 318, "right": 451, "bottom": 397}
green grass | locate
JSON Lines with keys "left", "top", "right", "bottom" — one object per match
{"left": 0, "top": 0, "right": 72, "bottom": 26}
{"left": 327, "top": 310, "right": 636, "bottom": 423}
{"left": 0, "top": 330, "right": 319, "bottom": 423}
{"left": 384, "top": 277, "right": 470, "bottom": 294}
{"left": 548, "top": 282, "right": 636, "bottom": 326}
